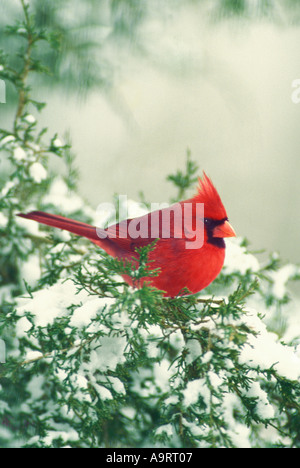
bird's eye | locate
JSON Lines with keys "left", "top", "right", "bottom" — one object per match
{"left": 204, "top": 217, "right": 228, "bottom": 229}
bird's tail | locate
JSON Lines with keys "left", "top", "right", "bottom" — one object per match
{"left": 17, "top": 211, "right": 102, "bottom": 242}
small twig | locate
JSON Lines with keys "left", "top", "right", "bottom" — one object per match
{"left": 196, "top": 298, "right": 226, "bottom": 306}
{"left": 14, "top": 0, "right": 34, "bottom": 133}
{"left": 20, "top": 334, "right": 97, "bottom": 367}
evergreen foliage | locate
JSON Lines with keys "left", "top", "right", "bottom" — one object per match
{"left": 0, "top": 0, "right": 299, "bottom": 448}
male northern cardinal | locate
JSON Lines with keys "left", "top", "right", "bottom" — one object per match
{"left": 18, "top": 173, "right": 235, "bottom": 297}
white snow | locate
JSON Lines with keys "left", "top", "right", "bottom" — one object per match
{"left": 201, "top": 350, "right": 213, "bottom": 364}
{"left": 182, "top": 378, "right": 210, "bottom": 407}
{"left": 239, "top": 308, "right": 300, "bottom": 380}
{"left": 53, "top": 138, "right": 64, "bottom": 148}
{"left": 242, "top": 380, "right": 275, "bottom": 420}
{"left": 185, "top": 338, "right": 202, "bottom": 364}
{"left": 43, "top": 430, "right": 79, "bottom": 447}
{"left": 0, "top": 212, "right": 8, "bottom": 227}
{"left": 181, "top": 417, "right": 209, "bottom": 440}
{"left": 222, "top": 393, "right": 252, "bottom": 448}
{"left": 224, "top": 237, "right": 260, "bottom": 274}
{"left": 69, "top": 297, "right": 105, "bottom": 328}
{"left": 269, "top": 264, "right": 300, "bottom": 300}
{"left": 29, "top": 162, "right": 47, "bottom": 183}
{"left": 27, "top": 375, "right": 44, "bottom": 400}
{"left": 13, "top": 147, "right": 27, "bottom": 161}
{"left": 20, "top": 254, "right": 41, "bottom": 288}
{"left": 1, "top": 180, "right": 16, "bottom": 197}
{"left": 120, "top": 407, "right": 136, "bottom": 420}
{"left": 155, "top": 424, "right": 174, "bottom": 437}
{"left": 1, "top": 135, "right": 15, "bottom": 146}
{"left": 15, "top": 280, "right": 129, "bottom": 404}
{"left": 43, "top": 178, "right": 87, "bottom": 213}
{"left": 207, "top": 370, "right": 224, "bottom": 388}
{"left": 93, "top": 384, "right": 113, "bottom": 400}
{"left": 24, "top": 350, "right": 44, "bottom": 363}
{"left": 139, "top": 324, "right": 165, "bottom": 358}
{"left": 24, "top": 114, "right": 36, "bottom": 124}
{"left": 83, "top": 335, "right": 127, "bottom": 373}
{"left": 17, "top": 28, "right": 27, "bottom": 35}
{"left": 16, "top": 279, "right": 90, "bottom": 335}
{"left": 106, "top": 376, "right": 126, "bottom": 395}
{"left": 153, "top": 359, "right": 174, "bottom": 393}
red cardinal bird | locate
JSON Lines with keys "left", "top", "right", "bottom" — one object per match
{"left": 17, "top": 173, "right": 235, "bottom": 297}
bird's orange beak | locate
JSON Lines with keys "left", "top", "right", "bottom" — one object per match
{"left": 213, "top": 220, "right": 236, "bottom": 238}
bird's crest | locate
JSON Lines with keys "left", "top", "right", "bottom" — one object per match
{"left": 191, "top": 172, "right": 228, "bottom": 220}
